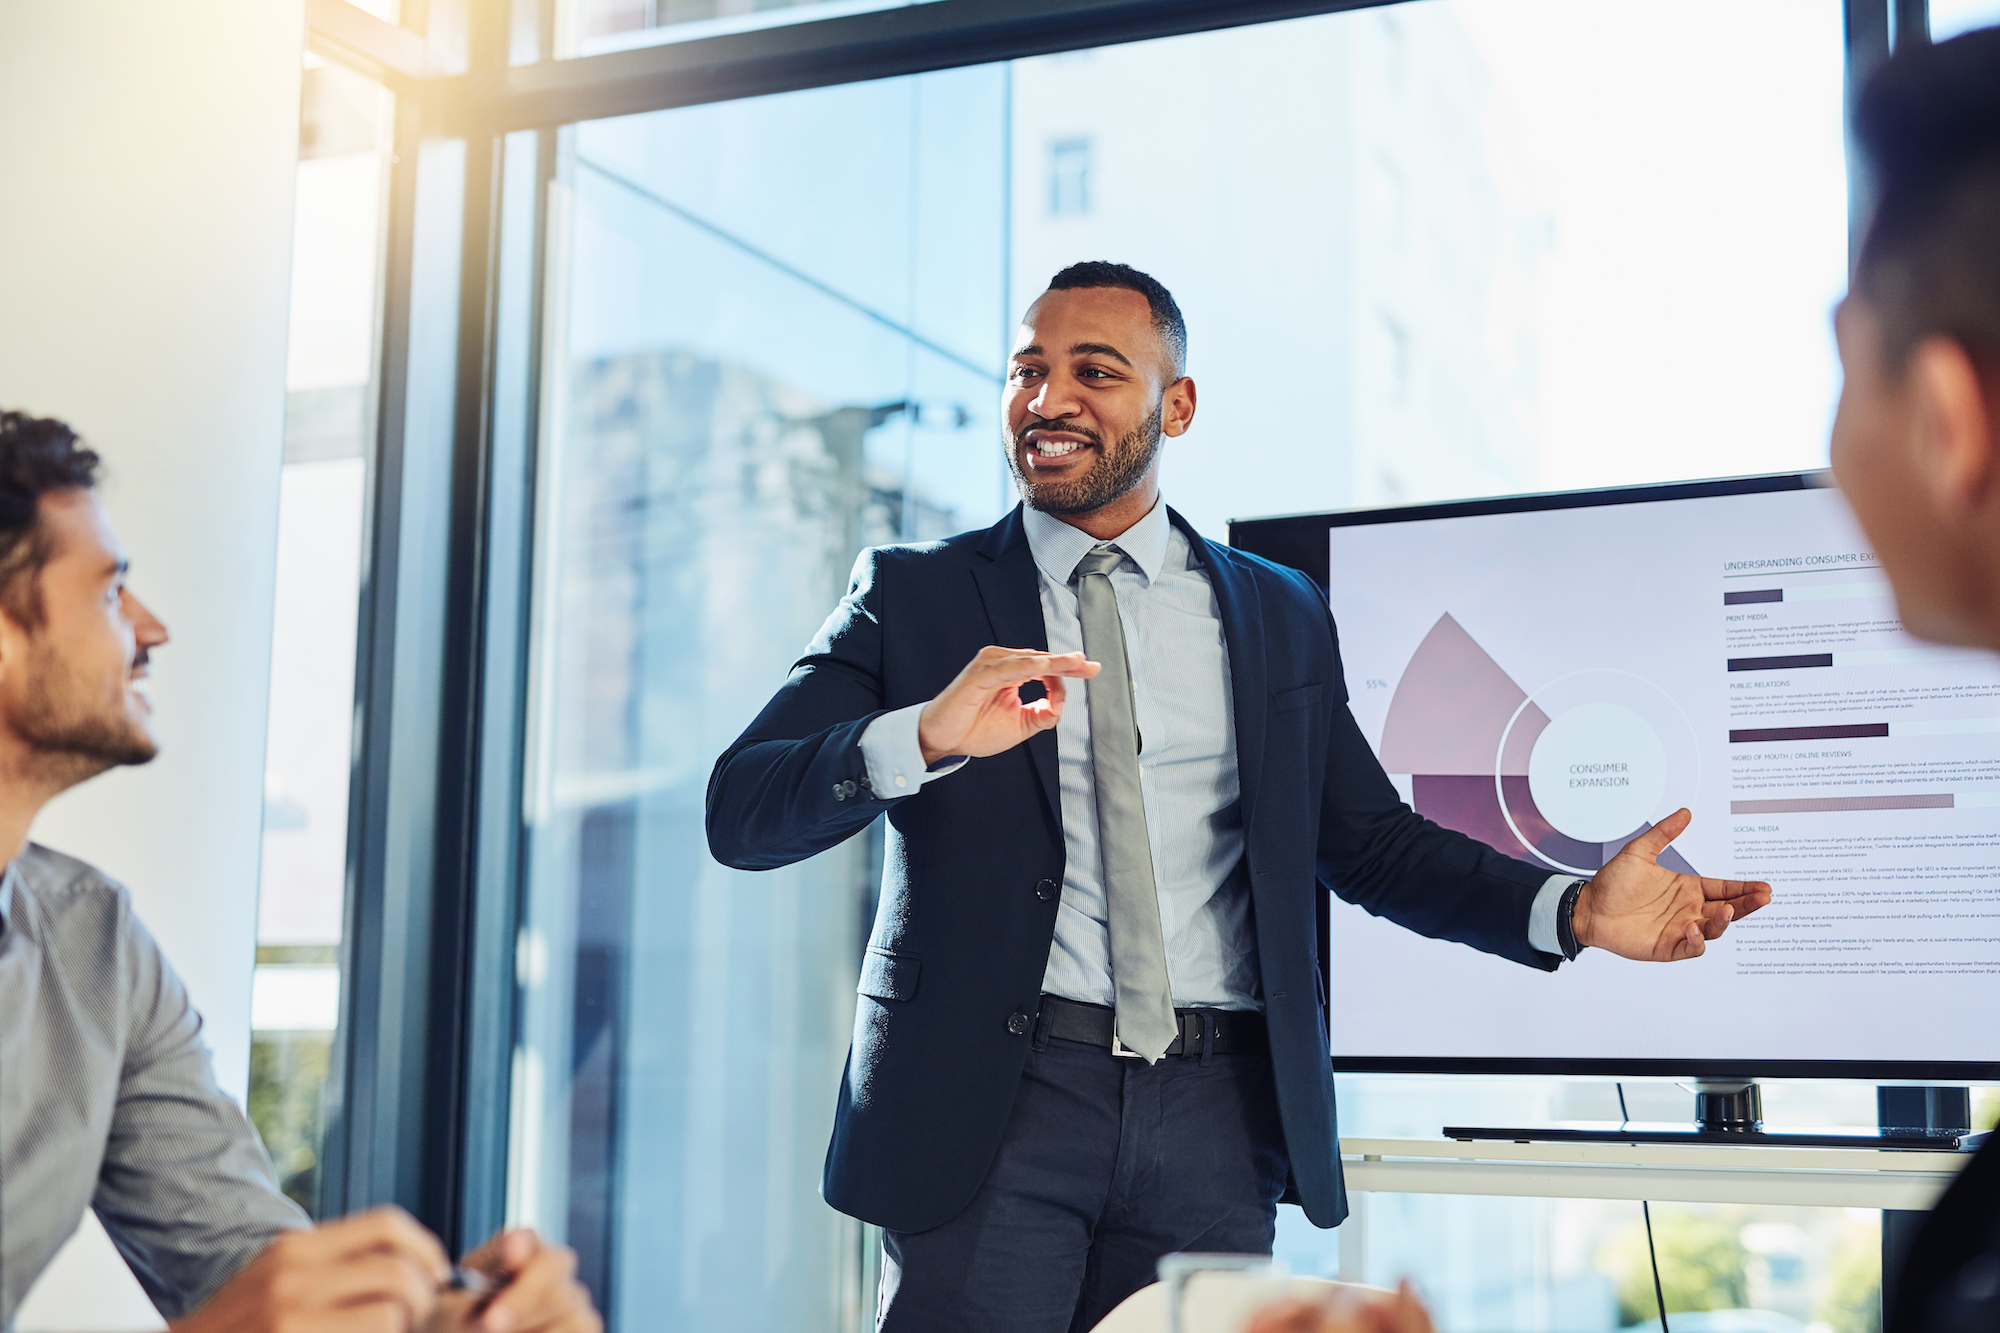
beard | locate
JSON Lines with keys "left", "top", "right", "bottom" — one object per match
{"left": 1006, "top": 400, "right": 1164, "bottom": 517}
{"left": 6, "top": 638, "right": 156, "bottom": 786}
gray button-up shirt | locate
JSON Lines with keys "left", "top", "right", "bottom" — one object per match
{"left": 0, "top": 843, "right": 307, "bottom": 1325}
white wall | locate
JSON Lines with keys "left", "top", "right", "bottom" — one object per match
{"left": 0, "top": 1, "right": 305, "bottom": 1326}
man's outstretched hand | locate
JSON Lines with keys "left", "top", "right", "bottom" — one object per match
{"left": 1575, "top": 808, "right": 1773, "bottom": 961}
{"left": 917, "top": 646, "right": 1100, "bottom": 765}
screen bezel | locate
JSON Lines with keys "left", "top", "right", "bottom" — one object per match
{"left": 1229, "top": 469, "right": 2000, "bottom": 1082}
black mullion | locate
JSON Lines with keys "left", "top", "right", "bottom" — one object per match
{"left": 399, "top": 0, "right": 524, "bottom": 1253}
{"left": 453, "top": 124, "right": 554, "bottom": 1251}
{"left": 420, "top": 120, "right": 505, "bottom": 1250}
{"left": 442, "top": 0, "right": 1402, "bottom": 133}
{"left": 332, "top": 88, "right": 429, "bottom": 1223}
{"left": 1896, "top": 0, "right": 1929, "bottom": 47}
{"left": 337, "top": 99, "right": 481, "bottom": 1230}
{"left": 1846, "top": 0, "right": 1891, "bottom": 269}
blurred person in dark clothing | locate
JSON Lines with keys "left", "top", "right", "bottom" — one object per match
{"left": 1826, "top": 22, "right": 2000, "bottom": 1333}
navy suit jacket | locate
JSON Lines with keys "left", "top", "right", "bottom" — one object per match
{"left": 706, "top": 505, "right": 1560, "bottom": 1233}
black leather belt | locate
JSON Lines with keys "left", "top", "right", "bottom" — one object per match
{"left": 1037, "top": 994, "right": 1266, "bottom": 1058}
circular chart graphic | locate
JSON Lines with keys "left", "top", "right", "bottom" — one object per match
{"left": 1528, "top": 703, "right": 1668, "bottom": 842}
{"left": 1377, "top": 615, "right": 1706, "bottom": 879}
{"left": 1496, "top": 670, "right": 1701, "bottom": 875}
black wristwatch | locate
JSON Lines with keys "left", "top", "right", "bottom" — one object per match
{"left": 1556, "top": 878, "right": 1587, "bottom": 961}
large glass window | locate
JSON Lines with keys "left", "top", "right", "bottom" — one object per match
{"left": 1004, "top": 0, "right": 1847, "bottom": 532}
{"left": 1271, "top": 1078, "right": 1887, "bottom": 1329}
{"left": 1316, "top": 1191, "right": 1881, "bottom": 1332}
{"left": 510, "top": 66, "right": 1008, "bottom": 1328}
{"left": 508, "top": 2, "right": 1859, "bottom": 1327}
{"left": 250, "top": 53, "right": 390, "bottom": 1218}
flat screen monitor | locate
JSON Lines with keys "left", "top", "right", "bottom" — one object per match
{"left": 1231, "top": 473, "right": 2000, "bottom": 1081}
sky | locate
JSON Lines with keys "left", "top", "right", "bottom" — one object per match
{"left": 1448, "top": 0, "right": 1851, "bottom": 491}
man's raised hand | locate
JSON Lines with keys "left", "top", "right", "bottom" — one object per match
{"left": 1574, "top": 808, "right": 1774, "bottom": 962}
{"left": 917, "top": 647, "right": 1099, "bottom": 766}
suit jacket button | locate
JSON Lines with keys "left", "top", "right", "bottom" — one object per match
{"left": 832, "top": 784, "right": 846, "bottom": 801}
{"left": 1035, "top": 879, "right": 1059, "bottom": 902}
{"left": 1006, "top": 1012, "right": 1031, "bottom": 1036}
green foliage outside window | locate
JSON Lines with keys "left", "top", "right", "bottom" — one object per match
{"left": 248, "top": 1029, "right": 333, "bottom": 1217}
{"left": 1814, "top": 1226, "right": 1882, "bottom": 1333}
{"left": 1598, "top": 1212, "right": 1749, "bottom": 1325}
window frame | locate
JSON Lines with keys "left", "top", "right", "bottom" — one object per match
{"left": 305, "top": 0, "right": 1921, "bottom": 1262}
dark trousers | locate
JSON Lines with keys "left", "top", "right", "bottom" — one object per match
{"left": 876, "top": 1020, "right": 1289, "bottom": 1333}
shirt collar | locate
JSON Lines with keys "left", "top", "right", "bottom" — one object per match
{"left": 1021, "top": 496, "right": 1172, "bottom": 588}
{"left": 0, "top": 861, "right": 15, "bottom": 936}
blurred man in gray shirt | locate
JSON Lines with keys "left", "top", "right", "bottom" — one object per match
{"left": 0, "top": 410, "right": 599, "bottom": 1333}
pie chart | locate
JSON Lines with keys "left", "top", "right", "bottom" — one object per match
{"left": 1378, "top": 614, "right": 1701, "bottom": 875}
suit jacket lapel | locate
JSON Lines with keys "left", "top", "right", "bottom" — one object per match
{"left": 970, "top": 507, "right": 1061, "bottom": 826}
{"left": 1171, "top": 509, "right": 1268, "bottom": 835}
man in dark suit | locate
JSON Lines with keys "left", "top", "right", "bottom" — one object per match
{"left": 1831, "top": 26, "right": 2000, "bottom": 1333}
{"left": 706, "top": 261, "right": 1772, "bottom": 1333}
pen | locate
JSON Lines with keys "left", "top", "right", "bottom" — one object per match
{"left": 449, "top": 1265, "right": 507, "bottom": 1297}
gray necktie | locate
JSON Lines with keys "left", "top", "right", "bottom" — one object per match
{"left": 1074, "top": 545, "right": 1178, "bottom": 1063}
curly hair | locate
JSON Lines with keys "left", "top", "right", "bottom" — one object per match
{"left": 0, "top": 412, "right": 103, "bottom": 627}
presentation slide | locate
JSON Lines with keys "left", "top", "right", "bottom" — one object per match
{"left": 1325, "top": 482, "right": 2000, "bottom": 1066}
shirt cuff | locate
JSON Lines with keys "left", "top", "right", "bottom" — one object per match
{"left": 859, "top": 703, "right": 968, "bottom": 797}
{"left": 1529, "top": 874, "right": 1584, "bottom": 956}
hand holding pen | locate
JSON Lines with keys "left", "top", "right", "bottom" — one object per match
{"left": 165, "top": 1208, "right": 598, "bottom": 1333}
{"left": 435, "top": 1228, "right": 599, "bottom": 1333}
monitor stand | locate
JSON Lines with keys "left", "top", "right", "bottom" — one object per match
{"left": 1444, "top": 1080, "right": 1989, "bottom": 1152}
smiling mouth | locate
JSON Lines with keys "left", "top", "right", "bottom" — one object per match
{"left": 1024, "top": 435, "right": 1094, "bottom": 461}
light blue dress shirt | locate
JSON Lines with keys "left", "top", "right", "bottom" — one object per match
{"left": 860, "top": 498, "right": 1576, "bottom": 1012}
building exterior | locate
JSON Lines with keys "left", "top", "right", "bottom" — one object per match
{"left": 1008, "top": 5, "right": 1546, "bottom": 536}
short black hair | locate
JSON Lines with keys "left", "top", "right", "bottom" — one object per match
{"left": 0, "top": 412, "right": 102, "bottom": 626}
{"left": 1045, "top": 261, "right": 1189, "bottom": 377}
{"left": 1853, "top": 25, "right": 2000, "bottom": 375}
